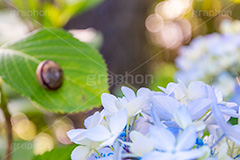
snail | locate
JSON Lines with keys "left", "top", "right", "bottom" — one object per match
{"left": 36, "top": 60, "right": 63, "bottom": 90}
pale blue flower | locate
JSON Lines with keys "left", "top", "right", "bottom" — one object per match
{"left": 71, "top": 146, "right": 92, "bottom": 160}
{"left": 204, "top": 86, "right": 240, "bottom": 146}
{"left": 71, "top": 147, "right": 113, "bottom": 160}
{"left": 67, "top": 110, "right": 106, "bottom": 144}
{"left": 142, "top": 126, "right": 203, "bottom": 160}
{"left": 84, "top": 108, "right": 128, "bottom": 147}
{"left": 206, "top": 86, "right": 240, "bottom": 120}
{"left": 129, "top": 131, "right": 154, "bottom": 157}
{"left": 211, "top": 103, "right": 240, "bottom": 146}
{"left": 175, "top": 20, "right": 240, "bottom": 98}
{"left": 101, "top": 86, "right": 148, "bottom": 117}
{"left": 174, "top": 106, "right": 206, "bottom": 131}
{"left": 159, "top": 80, "right": 210, "bottom": 103}
{"left": 152, "top": 95, "right": 212, "bottom": 121}
{"left": 67, "top": 81, "right": 240, "bottom": 160}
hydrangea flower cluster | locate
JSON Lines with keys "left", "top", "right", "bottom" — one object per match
{"left": 67, "top": 80, "right": 240, "bottom": 160}
{"left": 176, "top": 20, "right": 240, "bottom": 98}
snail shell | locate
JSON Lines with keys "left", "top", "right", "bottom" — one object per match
{"left": 36, "top": 60, "right": 63, "bottom": 90}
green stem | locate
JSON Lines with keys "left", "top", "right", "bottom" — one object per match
{"left": 231, "top": 143, "right": 235, "bottom": 157}
{"left": 131, "top": 115, "right": 138, "bottom": 131}
{"left": 110, "top": 146, "right": 114, "bottom": 152}
{"left": 0, "top": 86, "right": 12, "bottom": 160}
{"left": 93, "top": 149, "right": 102, "bottom": 158}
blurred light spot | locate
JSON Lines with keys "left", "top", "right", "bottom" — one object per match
{"left": 178, "top": 20, "right": 192, "bottom": 43}
{"left": 8, "top": 98, "right": 38, "bottom": 113}
{"left": 69, "top": 28, "right": 98, "bottom": 43}
{"left": 155, "top": 0, "right": 192, "bottom": 20}
{"left": 11, "top": 112, "right": 28, "bottom": 124}
{"left": 12, "top": 119, "right": 36, "bottom": 141}
{"left": 55, "top": 124, "right": 73, "bottom": 144}
{"left": 69, "top": 28, "right": 103, "bottom": 49}
{"left": 147, "top": 0, "right": 193, "bottom": 49}
{"left": 11, "top": 113, "right": 36, "bottom": 140}
{"left": 150, "top": 21, "right": 184, "bottom": 49}
{"left": 214, "top": 15, "right": 233, "bottom": 32}
{"left": 145, "top": 14, "right": 164, "bottom": 33}
{"left": 34, "top": 133, "right": 54, "bottom": 155}
{"left": 53, "top": 118, "right": 74, "bottom": 144}
{"left": 0, "top": 10, "right": 28, "bottom": 44}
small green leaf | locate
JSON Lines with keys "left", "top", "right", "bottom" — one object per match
{"left": 0, "top": 28, "right": 109, "bottom": 113}
{"left": 33, "top": 145, "right": 76, "bottom": 160}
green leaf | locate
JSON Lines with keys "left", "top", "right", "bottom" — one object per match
{"left": 10, "top": 0, "right": 104, "bottom": 28}
{"left": 42, "top": 0, "right": 104, "bottom": 27}
{"left": 0, "top": 28, "right": 109, "bottom": 113}
{"left": 33, "top": 145, "right": 76, "bottom": 160}
{"left": 0, "top": 140, "right": 34, "bottom": 160}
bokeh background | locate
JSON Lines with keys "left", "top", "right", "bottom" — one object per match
{"left": 1, "top": 0, "right": 240, "bottom": 159}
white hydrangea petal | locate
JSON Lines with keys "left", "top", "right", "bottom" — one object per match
{"left": 214, "top": 88, "right": 223, "bottom": 102}
{"left": 198, "top": 146, "right": 211, "bottom": 160}
{"left": 109, "top": 108, "right": 127, "bottom": 135}
{"left": 166, "top": 82, "right": 178, "bottom": 95}
{"left": 84, "top": 125, "right": 111, "bottom": 142}
{"left": 101, "top": 93, "right": 119, "bottom": 114}
{"left": 224, "top": 102, "right": 238, "bottom": 108}
{"left": 137, "top": 87, "right": 151, "bottom": 97}
{"left": 71, "top": 146, "right": 90, "bottom": 160}
{"left": 121, "top": 86, "right": 136, "bottom": 101}
{"left": 193, "top": 120, "right": 206, "bottom": 131}
{"left": 89, "top": 148, "right": 113, "bottom": 160}
{"left": 125, "top": 97, "right": 146, "bottom": 116}
{"left": 78, "top": 138, "right": 93, "bottom": 147}
{"left": 187, "top": 98, "right": 212, "bottom": 120}
{"left": 100, "top": 135, "right": 118, "bottom": 147}
{"left": 206, "top": 85, "right": 218, "bottom": 103}
{"left": 134, "top": 116, "right": 152, "bottom": 135}
{"left": 175, "top": 126, "right": 197, "bottom": 151}
{"left": 84, "top": 111, "right": 103, "bottom": 129}
{"left": 175, "top": 149, "right": 203, "bottom": 160}
{"left": 142, "top": 151, "right": 173, "bottom": 160}
{"left": 130, "top": 131, "right": 154, "bottom": 157}
{"left": 152, "top": 95, "right": 180, "bottom": 120}
{"left": 174, "top": 106, "right": 192, "bottom": 129}
{"left": 67, "top": 129, "right": 86, "bottom": 144}
{"left": 130, "top": 131, "right": 142, "bottom": 143}
{"left": 188, "top": 81, "right": 207, "bottom": 100}
{"left": 149, "top": 126, "right": 176, "bottom": 151}
{"left": 174, "top": 80, "right": 188, "bottom": 100}
{"left": 151, "top": 107, "right": 162, "bottom": 126}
